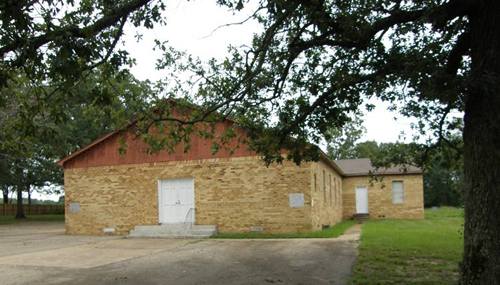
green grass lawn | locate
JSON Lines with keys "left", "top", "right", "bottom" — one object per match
{"left": 351, "top": 207, "right": 464, "bottom": 285}
{"left": 213, "top": 220, "right": 356, "bottom": 239}
{"left": 0, "top": 214, "right": 65, "bottom": 225}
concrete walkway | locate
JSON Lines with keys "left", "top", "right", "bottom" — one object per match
{"left": 0, "top": 222, "right": 360, "bottom": 285}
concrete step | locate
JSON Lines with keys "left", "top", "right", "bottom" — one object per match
{"left": 129, "top": 223, "right": 217, "bottom": 238}
{"left": 130, "top": 227, "right": 216, "bottom": 235}
{"left": 353, "top": 214, "right": 370, "bottom": 223}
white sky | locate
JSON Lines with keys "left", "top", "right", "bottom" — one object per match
{"left": 33, "top": 0, "right": 424, "bottom": 202}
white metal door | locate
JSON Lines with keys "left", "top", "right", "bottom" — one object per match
{"left": 355, "top": 186, "right": 369, "bottom": 214}
{"left": 158, "top": 178, "right": 194, "bottom": 224}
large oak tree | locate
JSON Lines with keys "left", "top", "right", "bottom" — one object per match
{"left": 208, "top": 1, "right": 498, "bottom": 283}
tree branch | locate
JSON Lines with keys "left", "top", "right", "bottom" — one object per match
{"left": 277, "top": 69, "right": 387, "bottom": 143}
{"left": 291, "top": 0, "right": 473, "bottom": 51}
{"left": 0, "top": 0, "right": 153, "bottom": 58}
{"left": 446, "top": 31, "right": 471, "bottom": 75}
{"left": 88, "top": 15, "right": 129, "bottom": 70}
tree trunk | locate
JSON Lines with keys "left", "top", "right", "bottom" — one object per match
{"left": 27, "top": 187, "right": 32, "bottom": 216}
{"left": 15, "top": 186, "right": 25, "bottom": 219}
{"left": 2, "top": 187, "right": 7, "bottom": 205}
{"left": 460, "top": 1, "right": 500, "bottom": 283}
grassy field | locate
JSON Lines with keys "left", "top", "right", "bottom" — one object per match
{"left": 0, "top": 214, "right": 65, "bottom": 225}
{"left": 351, "top": 207, "right": 464, "bottom": 284}
{"left": 213, "top": 220, "right": 356, "bottom": 239}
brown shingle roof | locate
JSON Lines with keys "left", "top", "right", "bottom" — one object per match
{"left": 333, "top": 158, "right": 422, "bottom": 177}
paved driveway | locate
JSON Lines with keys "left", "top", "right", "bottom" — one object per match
{"left": 0, "top": 222, "right": 359, "bottom": 285}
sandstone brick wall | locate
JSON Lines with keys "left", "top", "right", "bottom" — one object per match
{"left": 64, "top": 156, "right": 315, "bottom": 235}
{"left": 310, "top": 160, "right": 343, "bottom": 230}
{"left": 342, "top": 174, "right": 424, "bottom": 219}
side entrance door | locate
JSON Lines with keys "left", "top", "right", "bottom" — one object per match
{"left": 355, "top": 186, "right": 369, "bottom": 214}
{"left": 158, "top": 178, "right": 195, "bottom": 224}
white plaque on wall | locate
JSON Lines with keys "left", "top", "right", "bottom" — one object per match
{"left": 69, "top": 202, "right": 80, "bottom": 213}
{"left": 289, "top": 193, "right": 305, "bottom": 208}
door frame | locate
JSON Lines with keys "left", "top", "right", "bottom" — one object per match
{"left": 157, "top": 178, "right": 195, "bottom": 224}
{"left": 355, "top": 186, "right": 369, "bottom": 214}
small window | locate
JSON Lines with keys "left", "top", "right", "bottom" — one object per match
{"left": 392, "top": 181, "right": 404, "bottom": 204}
{"left": 314, "top": 174, "right": 317, "bottom": 191}
{"left": 329, "top": 174, "right": 333, "bottom": 205}
{"left": 337, "top": 180, "right": 341, "bottom": 205}
{"left": 323, "top": 170, "right": 326, "bottom": 202}
{"left": 333, "top": 177, "right": 337, "bottom": 204}
{"left": 323, "top": 170, "right": 326, "bottom": 190}
{"left": 337, "top": 188, "right": 340, "bottom": 206}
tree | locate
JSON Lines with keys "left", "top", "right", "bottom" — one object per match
{"left": 0, "top": 0, "right": 166, "bottom": 150}
{"left": 0, "top": 70, "right": 152, "bottom": 218}
{"left": 0, "top": 154, "right": 12, "bottom": 204}
{"left": 198, "top": 2, "right": 493, "bottom": 282}
{"left": 423, "top": 132, "right": 464, "bottom": 207}
{"left": 1, "top": 187, "right": 8, "bottom": 204}
{"left": 352, "top": 141, "right": 382, "bottom": 161}
{"left": 325, "top": 113, "right": 365, "bottom": 160}
{"left": 424, "top": 156, "right": 463, "bottom": 207}
{"left": 0, "top": 0, "right": 164, "bottom": 87}
{"left": 6, "top": 157, "right": 62, "bottom": 218}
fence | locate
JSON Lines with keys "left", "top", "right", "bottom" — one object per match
{"left": 1, "top": 204, "right": 64, "bottom": 216}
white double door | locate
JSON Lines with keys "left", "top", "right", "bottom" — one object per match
{"left": 158, "top": 178, "right": 195, "bottom": 224}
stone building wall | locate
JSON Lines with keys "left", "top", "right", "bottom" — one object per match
{"left": 64, "top": 156, "right": 314, "bottom": 235}
{"left": 310, "top": 160, "right": 344, "bottom": 230}
{"left": 342, "top": 174, "right": 424, "bottom": 219}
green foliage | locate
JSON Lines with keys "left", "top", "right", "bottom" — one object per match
{"left": 1, "top": 0, "right": 470, "bottom": 167}
{"left": 351, "top": 207, "right": 464, "bottom": 284}
{"left": 326, "top": 114, "right": 365, "bottom": 160}
{"left": 0, "top": 69, "right": 152, "bottom": 209}
{"left": 423, "top": 143, "right": 463, "bottom": 207}
{"left": 351, "top": 141, "right": 381, "bottom": 160}
{"left": 0, "top": 0, "right": 165, "bottom": 88}
{"left": 0, "top": 2, "right": 168, "bottom": 183}
{"left": 180, "top": 0, "right": 468, "bottom": 164}
{"left": 1, "top": 0, "right": 469, "bottom": 208}
{"left": 376, "top": 139, "right": 463, "bottom": 207}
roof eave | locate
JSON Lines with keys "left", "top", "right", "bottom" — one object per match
{"left": 342, "top": 170, "right": 423, "bottom": 177}
{"left": 318, "top": 151, "right": 345, "bottom": 176}
{"left": 57, "top": 130, "right": 121, "bottom": 167}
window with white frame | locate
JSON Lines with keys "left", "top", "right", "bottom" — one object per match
{"left": 392, "top": 181, "right": 404, "bottom": 204}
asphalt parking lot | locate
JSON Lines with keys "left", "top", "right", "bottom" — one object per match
{"left": 0, "top": 222, "right": 359, "bottom": 285}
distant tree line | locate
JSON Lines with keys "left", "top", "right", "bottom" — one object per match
{"left": 0, "top": 197, "right": 64, "bottom": 205}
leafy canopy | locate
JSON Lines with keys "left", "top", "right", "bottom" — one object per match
{"left": 0, "top": 69, "right": 153, "bottom": 198}
{"left": 146, "top": 0, "right": 468, "bottom": 164}
{"left": 1, "top": 1, "right": 468, "bottom": 165}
